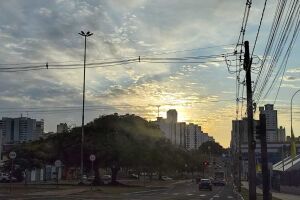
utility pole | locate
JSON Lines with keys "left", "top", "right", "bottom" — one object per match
{"left": 78, "top": 31, "right": 93, "bottom": 184}
{"left": 244, "top": 41, "right": 256, "bottom": 200}
{"left": 238, "top": 123, "right": 242, "bottom": 192}
{"left": 258, "top": 114, "right": 271, "bottom": 200}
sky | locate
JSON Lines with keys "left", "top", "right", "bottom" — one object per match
{"left": 0, "top": 0, "right": 300, "bottom": 147}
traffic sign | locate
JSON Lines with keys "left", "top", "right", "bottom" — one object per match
{"left": 9, "top": 151, "right": 16, "bottom": 159}
{"left": 89, "top": 154, "right": 96, "bottom": 161}
{"left": 55, "top": 160, "right": 62, "bottom": 167}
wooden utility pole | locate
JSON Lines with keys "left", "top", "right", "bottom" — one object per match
{"left": 244, "top": 41, "right": 256, "bottom": 200}
{"left": 258, "top": 114, "right": 272, "bottom": 200}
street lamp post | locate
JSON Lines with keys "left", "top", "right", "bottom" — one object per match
{"left": 78, "top": 31, "right": 93, "bottom": 183}
{"left": 291, "top": 89, "right": 300, "bottom": 136}
{"left": 291, "top": 89, "right": 300, "bottom": 165}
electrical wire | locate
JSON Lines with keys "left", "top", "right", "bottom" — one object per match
{"left": 251, "top": 0, "right": 268, "bottom": 59}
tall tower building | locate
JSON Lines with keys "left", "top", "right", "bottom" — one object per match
{"left": 167, "top": 109, "right": 177, "bottom": 123}
{"left": 0, "top": 117, "right": 43, "bottom": 144}
{"left": 259, "top": 104, "right": 278, "bottom": 142}
{"left": 57, "top": 123, "right": 68, "bottom": 133}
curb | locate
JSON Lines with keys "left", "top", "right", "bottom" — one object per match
{"left": 233, "top": 183, "right": 245, "bottom": 200}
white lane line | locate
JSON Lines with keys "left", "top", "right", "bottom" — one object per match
{"left": 199, "top": 194, "right": 206, "bottom": 197}
{"left": 227, "top": 196, "right": 234, "bottom": 199}
{"left": 123, "top": 189, "right": 167, "bottom": 195}
{"left": 187, "top": 193, "right": 194, "bottom": 196}
{"left": 209, "top": 198, "right": 214, "bottom": 200}
{"left": 214, "top": 194, "right": 220, "bottom": 198}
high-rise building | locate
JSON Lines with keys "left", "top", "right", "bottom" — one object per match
{"left": 57, "top": 123, "right": 68, "bottom": 134}
{"left": 259, "top": 104, "right": 278, "bottom": 142}
{"left": 231, "top": 118, "right": 259, "bottom": 152}
{"left": 166, "top": 109, "right": 177, "bottom": 123}
{"left": 277, "top": 126, "right": 286, "bottom": 142}
{"left": 155, "top": 110, "right": 214, "bottom": 150}
{"left": 0, "top": 117, "right": 44, "bottom": 144}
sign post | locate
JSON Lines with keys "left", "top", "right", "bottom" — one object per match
{"left": 89, "top": 154, "right": 96, "bottom": 190}
{"left": 9, "top": 151, "right": 16, "bottom": 193}
{"left": 54, "top": 160, "right": 62, "bottom": 188}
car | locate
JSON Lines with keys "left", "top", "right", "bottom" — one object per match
{"left": 198, "top": 178, "right": 212, "bottom": 191}
{"left": 161, "top": 176, "right": 173, "bottom": 181}
{"left": 212, "top": 179, "right": 226, "bottom": 186}
{"left": 0, "top": 172, "right": 17, "bottom": 183}
{"left": 0, "top": 172, "right": 9, "bottom": 183}
{"left": 130, "top": 173, "right": 139, "bottom": 179}
{"left": 102, "top": 175, "right": 111, "bottom": 184}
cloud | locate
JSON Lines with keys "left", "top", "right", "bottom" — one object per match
{"left": 0, "top": 0, "right": 287, "bottom": 147}
{"left": 37, "top": 8, "right": 52, "bottom": 17}
{"left": 226, "top": 76, "right": 235, "bottom": 80}
{"left": 283, "top": 76, "right": 300, "bottom": 82}
{"left": 281, "top": 83, "right": 300, "bottom": 89}
{"left": 287, "top": 67, "right": 300, "bottom": 73}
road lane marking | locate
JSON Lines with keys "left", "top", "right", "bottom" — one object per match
{"left": 227, "top": 196, "right": 234, "bottom": 199}
{"left": 187, "top": 193, "right": 194, "bottom": 196}
{"left": 199, "top": 194, "right": 206, "bottom": 197}
{"left": 123, "top": 189, "right": 167, "bottom": 195}
{"left": 214, "top": 194, "right": 220, "bottom": 198}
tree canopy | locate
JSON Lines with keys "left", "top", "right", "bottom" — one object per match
{"left": 8, "top": 114, "right": 224, "bottom": 184}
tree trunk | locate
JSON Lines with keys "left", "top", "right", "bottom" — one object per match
{"left": 111, "top": 167, "right": 120, "bottom": 185}
{"left": 93, "top": 163, "right": 102, "bottom": 185}
{"left": 158, "top": 170, "right": 162, "bottom": 180}
{"left": 149, "top": 170, "right": 153, "bottom": 182}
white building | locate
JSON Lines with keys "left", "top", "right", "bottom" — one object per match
{"left": 0, "top": 117, "right": 44, "bottom": 144}
{"left": 156, "top": 110, "right": 214, "bottom": 150}
{"left": 259, "top": 104, "right": 278, "bottom": 142}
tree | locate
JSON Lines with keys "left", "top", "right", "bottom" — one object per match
{"left": 198, "top": 141, "right": 225, "bottom": 156}
{"left": 10, "top": 113, "right": 216, "bottom": 186}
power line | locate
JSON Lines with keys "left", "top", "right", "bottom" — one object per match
{"left": 254, "top": 0, "right": 300, "bottom": 105}
{"left": 251, "top": 0, "right": 268, "bottom": 58}
{"left": 0, "top": 52, "right": 238, "bottom": 73}
{"left": 0, "top": 43, "right": 235, "bottom": 66}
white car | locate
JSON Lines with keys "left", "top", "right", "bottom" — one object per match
{"left": 102, "top": 175, "right": 111, "bottom": 184}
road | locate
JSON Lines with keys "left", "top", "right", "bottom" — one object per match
{"left": 120, "top": 181, "right": 239, "bottom": 200}
{"left": 1, "top": 181, "right": 240, "bottom": 200}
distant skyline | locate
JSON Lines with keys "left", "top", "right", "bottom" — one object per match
{"left": 0, "top": 0, "right": 299, "bottom": 147}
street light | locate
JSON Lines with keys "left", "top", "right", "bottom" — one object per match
{"left": 291, "top": 89, "right": 300, "bottom": 141}
{"left": 78, "top": 31, "right": 93, "bottom": 183}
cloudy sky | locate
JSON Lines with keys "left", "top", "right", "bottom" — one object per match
{"left": 0, "top": 0, "right": 299, "bottom": 147}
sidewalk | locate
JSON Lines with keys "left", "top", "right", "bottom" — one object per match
{"left": 242, "top": 181, "right": 300, "bottom": 200}
{"left": 27, "top": 187, "right": 89, "bottom": 196}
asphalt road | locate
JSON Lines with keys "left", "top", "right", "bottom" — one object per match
{"left": 120, "top": 181, "right": 239, "bottom": 200}
{"left": 1, "top": 181, "right": 240, "bottom": 200}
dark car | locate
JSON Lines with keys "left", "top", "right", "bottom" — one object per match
{"left": 212, "top": 179, "right": 226, "bottom": 186}
{"left": 198, "top": 178, "right": 212, "bottom": 191}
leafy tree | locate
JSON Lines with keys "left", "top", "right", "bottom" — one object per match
{"left": 9, "top": 114, "right": 221, "bottom": 185}
{"left": 198, "top": 141, "right": 225, "bottom": 156}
